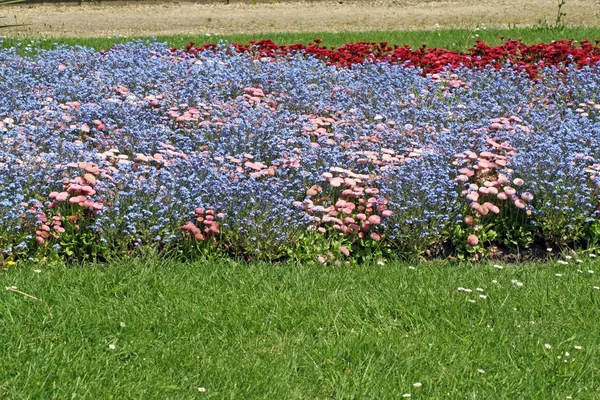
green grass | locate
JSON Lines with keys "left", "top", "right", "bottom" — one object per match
{"left": 2, "top": 26, "right": 600, "bottom": 52}
{"left": 2, "top": 258, "right": 600, "bottom": 398}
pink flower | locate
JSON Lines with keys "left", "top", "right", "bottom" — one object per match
{"left": 368, "top": 215, "right": 381, "bottom": 225}
{"left": 514, "top": 199, "right": 526, "bottom": 209}
{"left": 382, "top": 210, "right": 393, "bottom": 217}
{"left": 521, "top": 192, "right": 534, "bottom": 201}
{"left": 513, "top": 178, "right": 525, "bottom": 186}
{"left": 339, "top": 246, "right": 350, "bottom": 257}
{"left": 466, "top": 234, "right": 479, "bottom": 247}
{"left": 356, "top": 213, "right": 367, "bottom": 221}
{"left": 370, "top": 232, "right": 381, "bottom": 241}
{"left": 69, "top": 195, "right": 87, "bottom": 204}
{"left": 483, "top": 202, "right": 500, "bottom": 214}
{"left": 56, "top": 192, "right": 69, "bottom": 202}
{"left": 466, "top": 192, "right": 479, "bottom": 202}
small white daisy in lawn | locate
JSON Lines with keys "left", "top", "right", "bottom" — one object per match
{"left": 377, "top": 259, "right": 385, "bottom": 266}
{"left": 108, "top": 344, "right": 116, "bottom": 350}
{"left": 555, "top": 273, "right": 562, "bottom": 277}
{"left": 477, "top": 369, "right": 485, "bottom": 374}
{"left": 492, "top": 279, "right": 498, "bottom": 284}
{"left": 402, "top": 394, "right": 411, "bottom": 398}
{"left": 198, "top": 387, "right": 206, "bottom": 393}
{"left": 588, "top": 270, "right": 595, "bottom": 274}
{"left": 565, "top": 255, "right": 572, "bottom": 260}
{"left": 590, "top": 254, "right": 597, "bottom": 258}
{"left": 511, "top": 279, "right": 524, "bottom": 287}
{"left": 479, "top": 294, "right": 488, "bottom": 300}
{"left": 493, "top": 264, "right": 504, "bottom": 269}
{"left": 33, "top": 269, "right": 41, "bottom": 273}
{"left": 120, "top": 321, "right": 126, "bottom": 328}
{"left": 467, "top": 299, "right": 476, "bottom": 303}
{"left": 547, "top": 248, "right": 553, "bottom": 252}
{"left": 557, "top": 260, "right": 568, "bottom": 265}
{"left": 544, "top": 343, "right": 552, "bottom": 350}
{"left": 408, "top": 266, "right": 416, "bottom": 270}
{"left": 564, "top": 352, "right": 570, "bottom": 357}
{"left": 476, "top": 287, "right": 485, "bottom": 292}
{"left": 574, "top": 345, "right": 583, "bottom": 350}
{"left": 413, "top": 382, "right": 422, "bottom": 388}
{"left": 576, "top": 259, "right": 583, "bottom": 263}
{"left": 577, "top": 269, "right": 583, "bottom": 273}
{"left": 593, "top": 286, "right": 599, "bottom": 290}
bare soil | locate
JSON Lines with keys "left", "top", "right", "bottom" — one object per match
{"left": 4, "top": 0, "right": 600, "bottom": 38}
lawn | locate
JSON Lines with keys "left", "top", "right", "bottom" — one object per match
{"left": 2, "top": 258, "right": 600, "bottom": 398}
{"left": 3, "top": 26, "right": 600, "bottom": 52}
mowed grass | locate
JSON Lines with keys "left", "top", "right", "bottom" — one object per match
{"left": 1, "top": 258, "right": 600, "bottom": 398}
{"left": 3, "top": 26, "right": 600, "bottom": 52}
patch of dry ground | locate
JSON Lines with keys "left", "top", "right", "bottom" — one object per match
{"left": 4, "top": 0, "right": 600, "bottom": 38}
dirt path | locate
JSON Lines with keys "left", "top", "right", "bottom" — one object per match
{"left": 4, "top": 0, "right": 600, "bottom": 38}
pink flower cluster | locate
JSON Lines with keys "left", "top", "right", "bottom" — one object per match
{"left": 181, "top": 208, "right": 224, "bottom": 241}
{"left": 453, "top": 137, "right": 533, "bottom": 229}
{"left": 295, "top": 168, "right": 393, "bottom": 244}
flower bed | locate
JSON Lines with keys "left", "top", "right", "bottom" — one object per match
{"left": 187, "top": 38, "right": 600, "bottom": 78}
{"left": 1, "top": 40, "right": 600, "bottom": 265}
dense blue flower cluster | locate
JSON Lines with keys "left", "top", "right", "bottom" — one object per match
{"left": 1, "top": 40, "right": 600, "bottom": 262}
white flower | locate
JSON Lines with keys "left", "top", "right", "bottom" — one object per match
{"left": 408, "top": 266, "right": 416, "bottom": 270}
{"left": 565, "top": 255, "right": 572, "bottom": 260}
{"left": 479, "top": 294, "right": 488, "bottom": 300}
{"left": 590, "top": 254, "right": 597, "bottom": 258}
{"left": 402, "top": 394, "right": 411, "bottom": 398}
{"left": 108, "top": 344, "right": 116, "bottom": 350}
{"left": 544, "top": 343, "right": 552, "bottom": 350}
{"left": 493, "top": 264, "right": 504, "bottom": 269}
{"left": 557, "top": 260, "right": 568, "bottom": 265}
{"left": 120, "top": 321, "right": 126, "bottom": 328}
{"left": 476, "top": 288, "right": 485, "bottom": 292}
{"left": 574, "top": 345, "right": 583, "bottom": 350}
{"left": 413, "top": 382, "right": 422, "bottom": 388}
{"left": 492, "top": 279, "right": 498, "bottom": 284}
{"left": 477, "top": 369, "right": 485, "bottom": 374}
{"left": 555, "top": 273, "right": 562, "bottom": 277}
{"left": 588, "top": 270, "right": 594, "bottom": 274}
{"left": 198, "top": 387, "right": 206, "bottom": 393}
{"left": 594, "top": 286, "right": 600, "bottom": 290}
{"left": 33, "top": 269, "right": 41, "bottom": 273}
{"left": 467, "top": 299, "right": 476, "bottom": 303}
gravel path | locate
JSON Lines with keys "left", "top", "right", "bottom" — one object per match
{"left": 4, "top": 0, "right": 600, "bottom": 38}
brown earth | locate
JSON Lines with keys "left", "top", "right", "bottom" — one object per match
{"left": 3, "top": 0, "right": 600, "bottom": 38}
